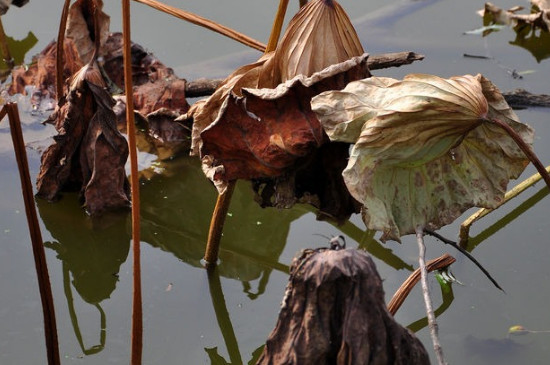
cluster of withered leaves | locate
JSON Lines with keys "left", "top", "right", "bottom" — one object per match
{"left": 12, "top": 0, "right": 191, "bottom": 215}
{"left": 479, "top": 1, "right": 550, "bottom": 61}
{"left": 8, "top": 1, "right": 190, "bottom": 151}
{"left": 312, "top": 74, "right": 534, "bottom": 241}
{"left": 184, "top": 0, "right": 370, "bottom": 222}
{"left": 479, "top": 1, "right": 550, "bottom": 31}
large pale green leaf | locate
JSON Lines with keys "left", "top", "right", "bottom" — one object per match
{"left": 311, "top": 74, "right": 534, "bottom": 241}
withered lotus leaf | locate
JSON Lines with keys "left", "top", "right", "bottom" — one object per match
{"left": 66, "top": 0, "right": 110, "bottom": 65}
{"left": 37, "top": 63, "right": 130, "bottom": 215}
{"left": 188, "top": 0, "right": 369, "bottom": 194}
{"left": 312, "top": 74, "right": 534, "bottom": 241}
{"left": 201, "top": 55, "right": 369, "bottom": 190}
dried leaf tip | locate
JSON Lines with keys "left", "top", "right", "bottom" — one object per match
{"left": 69, "top": 62, "right": 105, "bottom": 91}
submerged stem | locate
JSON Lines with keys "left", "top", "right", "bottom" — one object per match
{"left": 416, "top": 226, "right": 447, "bottom": 365}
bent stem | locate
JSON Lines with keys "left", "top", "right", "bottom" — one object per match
{"left": 122, "top": 0, "right": 143, "bottom": 364}
{"left": 488, "top": 118, "right": 550, "bottom": 190}
{"left": 2, "top": 104, "right": 60, "bottom": 365}
{"left": 387, "top": 253, "right": 456, "bottom": 316}
{"left": 416, "top": 226, "right": 446, "bottom": 365}
{"left": 133, "top": 0, "right": 265, "bottom": 52}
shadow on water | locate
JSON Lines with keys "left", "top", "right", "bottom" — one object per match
{"left": 37, "top": 196, "right": 131, "bottom": 355}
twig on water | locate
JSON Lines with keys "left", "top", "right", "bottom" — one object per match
{"left": 425, "top": 229, "right": 504, "bottom": 292}
{"left": 416, "top": 226, "right": 447, "bottom": 365}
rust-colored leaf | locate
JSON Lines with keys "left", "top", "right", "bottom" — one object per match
{"left": 186, "top": 0, "right": 369, "bottom": 203}
{"left": 200, "top": 55, "right": 369, "bottom": 183}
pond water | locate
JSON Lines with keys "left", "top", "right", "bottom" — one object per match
{"left": 1, "top": 0, "right": 550, "bottom": 364}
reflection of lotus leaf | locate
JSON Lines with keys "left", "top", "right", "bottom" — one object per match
{"left": 510, "top": 23, "right": 550, "bottom": 62}
{"left": 140, "top": 156, "right": 304, "bottom": 282}
{"left": 37, "top": 196, "right": 130, "bottom": 304}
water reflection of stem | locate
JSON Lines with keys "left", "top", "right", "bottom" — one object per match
{"left": 122, "top": 0, "right": 143, "bottom": 363}
{"left": 407, "top": 286, "right": 455, "bottom": 333}
{"left": 63, "top": 263, "right": 106, "bottom": 355}
{"left": 460, "top": 165, "right": 550, "bottom": 246}
{"left": 1, "top": 104, "right": 61, "bottom": 365}
{"left": 0, "top": 16, "right": 14, "bottom": 68}
{"left": 466, "top": 186, "right": 549, "bottom": 252}
{"left": 207, "top": 267, "right": 243, "bottom": 364}
{"left": 416, "top": 227, "right": 446, "bottom": 365}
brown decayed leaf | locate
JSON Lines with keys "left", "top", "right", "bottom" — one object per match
{"left": 65, "top": 0, "right": 110, "bottom": 64}
{"left": 37, "top": 62, "right": 130, "bottom": 215}
{"left": 100, "top": 32, "right": 190, "bottom": 115}
{"left": 8, "top": 40, "right": 84, "bottom": 100}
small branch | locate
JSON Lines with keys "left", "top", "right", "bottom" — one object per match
{"left": 183, "top": 51, "right": 425, "bottom": 97}
{"left": 133, "top": 0, "right": 265, "bottom": 52}
{"left": 367, "top": 51, "right": 424, "bottom": 70}
{"left": 388, "top": 253, "right": 456, "bottom": 316}
{"left": 416, "top": 226, "right": 447, "bottom": 365}
{"left": 503, "top": 89, "right": 550, "bottom": 108}
{"left": 425, "top": 229, "right": 504, "bottom": 292}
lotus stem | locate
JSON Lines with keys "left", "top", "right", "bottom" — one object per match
{"left": 204, "top": 181, "right": 236, "bottom": 268}
{"left": 266, "top": 0, "right": 289, "bottom": 53}
{"left": 56, "top": 0, "right": 71, "bottom": 100}
{"left": 459, "top": 165, "right": 550, "bottom": 246}
{"left": 132, "top": 0, "right": 265, "bottom": 52}
{"left": 122, "top": 0, "right": 143, "bottom": 363}
{"left": 416, "top": 226, "right": 447, "bottom": 365}
{"left": 2, "top": 104, "right": 60, "bottom": 365}
{"left": 388, "top": 253, "right": 456, "bottom": 316}
{"left": 488, "top": 118, "right": 550, "bottom": 190}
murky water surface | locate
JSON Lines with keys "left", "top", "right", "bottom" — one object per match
{"left": 1, "top": 0, "right": 550, "bottom": 364}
